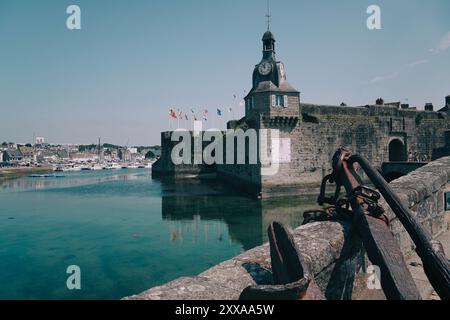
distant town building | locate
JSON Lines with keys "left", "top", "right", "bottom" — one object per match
{"left": 69, "top": 152, "right": 92, "bottom": 161}
{"left": 18, "top": 146, "right": 35, "bottom": 162}
{"left": 105, "top": 148, "right": 119, "bottom": 160}
{"left": 35, "top": 137, "right": 45, "bottom": 145}
{"left": 3, "top": 149, "right": 23, "bottom": 163}
{"left": 424, "top": 103, "right": 434, "bottom": 112}
{"left": 120, "top": 148, "right": 132, "bottom": 162}
{"left": 56, "top": 150, "right": 70, "bottom": 160}
{"left": 128, "top": 147, "right": 138, "bottom": 154}
{"left": 37, "top": 150, "right": 58, "bottom": 162}
{"left": 8, "top": 143, "right": 17, "bottom": 150}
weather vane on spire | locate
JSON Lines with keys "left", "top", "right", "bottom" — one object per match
{"left": 265, "top": 0, "right": 271, "bottom": 31}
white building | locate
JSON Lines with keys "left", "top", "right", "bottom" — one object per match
{"left": 35, "top": 137, "right": 45, "bottom": 144}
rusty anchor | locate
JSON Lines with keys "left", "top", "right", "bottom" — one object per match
{"left": 239, "top": 222, "right": 325, "bottom": 300}
{"left": 240, "top": 147, "right": 450, "bottom": 300}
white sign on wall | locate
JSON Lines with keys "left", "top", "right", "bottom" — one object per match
{"left": 272, "top": 138, "right": 291, "bottom": 164}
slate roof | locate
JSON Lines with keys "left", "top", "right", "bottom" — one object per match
{"left": 251, "top": 80, "right": 298, "bottom": 94}
{"left": 439, "top": 105, "right": 449, "bottom": 113}
{"left": 4, "top": 149, "right": 23, "bottom": 158}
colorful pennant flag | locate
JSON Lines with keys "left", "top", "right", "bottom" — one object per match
{"left": 169, "top": 108, "right": 177, "bottom": 119}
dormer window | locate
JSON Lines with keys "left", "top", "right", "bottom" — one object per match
{"left": 271, "top": 94, "right": 288, "bottom": 108}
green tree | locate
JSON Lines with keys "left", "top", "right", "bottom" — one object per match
{"left": 145, "top": 150, "right": 156, "bottom": 159}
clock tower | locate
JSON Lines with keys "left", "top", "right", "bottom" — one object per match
{"left": 244, "top": 30, "right": 300, "bottom": 125}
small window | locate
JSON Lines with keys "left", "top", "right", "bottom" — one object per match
{"left": 276, "top": 95, "right": 284, "bottom": 107}
{"left": 445, "top": 192, "right": 450, "bottom": 211}
{"left": 271, "top": 95, "right": 276, "bottom": 107}
{"left": 272, "top": 94, "right": 286, "bottom": 108}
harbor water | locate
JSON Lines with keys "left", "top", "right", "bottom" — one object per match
{"left": 0, "top": 169, "right": 317, "bottom": 299}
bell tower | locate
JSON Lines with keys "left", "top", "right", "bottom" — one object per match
{"left": 244, "top": 28, "right": 300, "bottom": 126}
{"left": 262, "top": 30, "right": 276, "bottom": 59}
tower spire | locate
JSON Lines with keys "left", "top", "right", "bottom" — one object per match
{"left": 265, "top": 0, "right": 271, "bottom": 31}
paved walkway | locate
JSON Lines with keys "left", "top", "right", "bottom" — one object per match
{"left": 407, "top": 230, "right": 450, "bottom": 300}
{"left": 352, "top": 229, "right": 449, "bottom": 300}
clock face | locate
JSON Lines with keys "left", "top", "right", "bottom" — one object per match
{"left": 258, "top": 62, "right": 272, "bottom": 76}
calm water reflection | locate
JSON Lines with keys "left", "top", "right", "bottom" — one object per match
{"left": 0, "top": 170, "right": 317, "bottom": 299}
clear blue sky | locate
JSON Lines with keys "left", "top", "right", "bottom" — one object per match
{"left": 1, "top": 0, "right": 449, "bottom": 145}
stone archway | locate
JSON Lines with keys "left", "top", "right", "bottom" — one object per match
{"left": 389, "top": 139, "right": 407, "bottom": 162}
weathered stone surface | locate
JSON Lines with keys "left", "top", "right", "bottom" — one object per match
{"left": 124, "top": 221, "right": 357, "bottom": 300}
{"left": 123, "top": 276, "right": 240, "bottom": 300}
{"left": 381, "top": 156, "right": 450, "bottom": 255}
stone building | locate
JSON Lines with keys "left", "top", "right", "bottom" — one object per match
{"left": 153, "top": 28, "right": 450, "bottom": 198}
{"left": 217, "top": 29, "right": 450, "bottom": 197}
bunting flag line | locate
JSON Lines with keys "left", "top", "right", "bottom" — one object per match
{"left": 169, "top": 108, "right": 177, "bottom": 119}
{"left": 168, "top": 102, "right": 241, "bottom": 125}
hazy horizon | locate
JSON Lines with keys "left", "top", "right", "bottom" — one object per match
{"left": 1, "top": 0, "right": 449, "bottom": 146}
